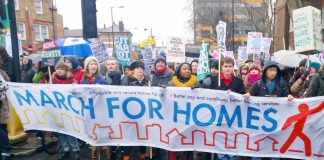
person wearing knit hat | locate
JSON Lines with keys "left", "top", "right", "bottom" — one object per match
{"left": 202, "top": 60, "right": 219, "bottom": 88}
{"left": 244, "top": 63, "right": 262, "bottom": 93}
{"left": 151, "top": 56, "right": 172, "bottom": 87}
{"left": 168, "top": 62, "right": 200, "bottom": 88}
{"left": 81, "top": 56, "right": 107, "bottom": 84}
{"left": 52, "top": 61, "right": 80, "bottom": 159}
{"left": 63, "top": 56, "right": 84, "bottom": 84}
{"left": 289, "top": 58, "right": 308, "bottom": 87}
{"left": 239, "top": 63, "right": 250, "bottom": 81}
{"left": 121, "top": 60, "right": 149, "bottom": 86}
{"left": 291, "top": 62, "right": 321, "bottom": 98}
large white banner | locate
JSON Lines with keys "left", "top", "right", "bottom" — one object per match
{"left": 6, "top": 83, "right": 324, "bottom": 159}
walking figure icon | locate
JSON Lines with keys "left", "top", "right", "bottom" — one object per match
{"left": 280, "top": 102, "right": 324, "bottom": 156}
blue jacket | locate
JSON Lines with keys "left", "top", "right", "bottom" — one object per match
{"left": 81, "top": 75, "right": 107, "bottom": 85}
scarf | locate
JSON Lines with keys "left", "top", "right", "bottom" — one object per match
{"left": 172, "top": 75, "right": 197, "bottom": 87}
{"left": 52, "top": 74, "right": 75, "bottom": 84}
{"left": 247, "top": 74, "right": 261, "bottom": 85}
{"left": 156, "top": 67, "right": 166, "bottom": 76}
{"left": 86, "top": 74, "right": 95, "bottom": 84}
{"left": 132, "top": 72, "right": 145, "bottom": 82}
{"left": 221, "top": 73, "right": 233, "bottom": 86}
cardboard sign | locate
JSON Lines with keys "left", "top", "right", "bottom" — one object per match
{"left": 41, "top": 49, "right": 61, "bottom": 66}
{"left": 260, "top": 37, "right": 272, "bottom": 53}
{"left": 43, "top": 41, "right": 58, "bottom": 50}
{"left": 166, "top": 36, "right": 185, "bottom": 63}
{"left": 247, "top": 32, "right": 262, "bottom": 54}
{"left": 293, "top": 6, "right": 322, "bottom": 53}
{"left": 238, "top": 46, "right": 248, "bottom": 62}
{"left": 216, "top": 21, "right": 227, "bottom": 51}
{"left": 115, "top": 37, "right": 131, "bottom": 66}
{"left": 143, "top": 44, "right": 154, "bottom": 65}
{"left": 90, "top": 42, "right": 108, "bottom": 64}
{"left": 197, "top": 43, "right": 211, "bottom": 81}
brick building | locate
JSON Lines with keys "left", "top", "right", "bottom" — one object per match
{"left": 15, "top": 0, "right": 63, "bottom": 53}
{"left": 274, "top": 0, "right": 324, "bottom": 52}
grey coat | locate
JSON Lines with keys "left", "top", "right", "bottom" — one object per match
{"left": 150, "top": 70, "right": 173, "bottom": 87}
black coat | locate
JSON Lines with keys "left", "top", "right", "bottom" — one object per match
{"left": 121, "top": 76, "right": 150, "bottom": 86}
{"left": 105, "top": 70, "right": 122, "bottom": 85}
{"left": 250, "top": 61, "right": 289, "bottom": 97}
{"left": 21, "top": 59, "right": 34, "bottom": 83}
{"left": 209, "top": 75, "right": 246, "bottom": 94}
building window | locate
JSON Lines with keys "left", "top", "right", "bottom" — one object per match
{"left": 15, "top": 0, "right": 19, "bottom": 10}
{"left": 35, "top": 0, "right": 43, "bottom": 14}
{"left": 34, "top": 25, "right": 48, "bottom": 41}
{"left": 17, "top": 23, "right": 26, "bottom": 40}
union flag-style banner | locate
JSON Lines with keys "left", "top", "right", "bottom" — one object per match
{"left": 5, "top": 82, "right": 324, "bottom": 159}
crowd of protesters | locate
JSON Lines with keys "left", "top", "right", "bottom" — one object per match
{"left": 0, "top": 44, "right": 324, "bottom": 160}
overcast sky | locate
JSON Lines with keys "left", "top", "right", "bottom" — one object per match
{"left": 55, "top": 0, "right": 192, "bottom": 46}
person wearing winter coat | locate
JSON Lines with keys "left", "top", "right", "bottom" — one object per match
{"left": 63, "top": 56, "right": 84, "bottom": 84}
{"left": 32, "top": 61, "right": 48, "bottom": 84}
{"left": 0, "top": 46, "right": 14, "bottom": 81}
{"left": 289, "top": 58, "right": 307, "bottom": 88}
{"left": 52, "top": 62, "right": 80, "bottom": 160}
{"left": 120, "top": 60, "right": 150, "bottom": 160}
{"left": 20, "top": 55, "right": 34, "bottom": 83}
{"left": 291, "top": 62, "right": 320, "bottom": 98}
{"left": 81, "top": 56, "right": 107, "bottom": 85}
{"left": 245, "top": 61, "right": 294, "bottom": 100}
{"left": 244, "top": 63, "right": 262, "bottom": 93}
{"left": 121, "top": 60, "right": 150, "bottom": 86}
{"left": 81, "top": 56, "right": 110, "bottom": 159}
{"left": 243, "top": 61, "right": 294, "bottom": 160}
{"left": 306, "top": 67, "right": 324, "bottom": 97}
{"left": 167, "top": 62, "right": 199, "bottom": 160}
{"left": 0, "top": 68, "right": 11, "bottom": 160}
{"left": 151, "top": 56, "right": 173, "bottom": 88}
{"left": 105, "top": 57, "right": 122, "bottom": 85}
{"left": 202, "top": 60, "right": 219, "bottom": 88}
{"left": 238, "top": 63, "right": 250, "bottom": 82}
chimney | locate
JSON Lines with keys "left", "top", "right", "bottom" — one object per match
{"left": 119, "top": 21, "right": 124, "bottom": 32}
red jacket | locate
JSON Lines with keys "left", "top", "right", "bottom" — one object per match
{"left": 73, "top": 68, "right": 85, "bottom": 84}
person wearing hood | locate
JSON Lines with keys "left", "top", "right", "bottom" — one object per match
{"left": 81, "top": 56, "right": 107, "bottom": 85}
{"left": 245, "top": 61, "right": 293, "bottom": 99}
{"left": 191, "top": 59, "right": 198, "bottom": 75}
{"left": 105, "top": 57, "right": 122, "bottom": 85}
{"left": 63, "top": 56, "right": 84, "bottom": 84}
{"left": 121, "top": 60, "right": 150, "bottom": 86}
{"left": 306, "top": 65, "right": 324, "bottom": 97}
{"left": 291, "top": 62, "right": 321, "bottom": 98}
{"left": 202, "top": 60, "right": 219, "bottom": 88}
{"left": 244, "top": 61, "right": 293, "bottom": 160}
{"left": 244, "top": 63, "right": 262, "bottom": 93}
{"left": 20, "top": 55, "right": 34, "bottom": 83}
{"left": 151, "top": 56, "right": 172, "bottom": 87}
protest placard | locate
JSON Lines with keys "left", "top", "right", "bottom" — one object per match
{"left": 90, "top": 42, "right": 108, "bottom": 63}
{"left": 115, "top": 37, "right": 131, "bottom": 66}
{"left": 216, "top": 21, "right": 227, "bottom": 51}
{"left": 6, "top": 82, "right": 324, "bottom": 159}
{"left": 293, "top": 6, "right": 322, "bottom": 54}
{"left": 247, "top": 32, "right": 262, "bottom": 54}
{"left": 166, "top": 36, "right": 185, "bottom": 63}
{"left": 238, "top": 46, "right": 248, "bottom": 62}
{"left": 260, "top": 37, "right": 272, "bottom": 53}
{"left": 197, "top": 43, "right": 211, "bottom": 81}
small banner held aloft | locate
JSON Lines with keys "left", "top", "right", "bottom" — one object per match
{"left": 238, "top": 46, "right": 248, "bottom": 62}
{"left": 143, "top": 44, "right": 154, "bottom": 65}
{"left": 260, "top": 37, "right": 272, "bottom": 53}
{"left": 90, "top": 42, "right": 108, "bottom": 64}
{"left": 216, "top": 21, "right": 227, "bottom": 51}
{"left": 115, "top": 37, "right": 131, "bottom": 66}
{"left": 197, "top": 43, "right": 211, "bottom": 81}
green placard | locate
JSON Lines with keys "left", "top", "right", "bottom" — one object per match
{"left": 42, "top": 49, "right": 61, "bottom": 66}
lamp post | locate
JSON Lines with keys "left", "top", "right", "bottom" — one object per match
{"left": 144, "top": 28, "right": 152, "bottom": 37}
{"left": 111, "top": 6, "right": 124, "bottom": 54}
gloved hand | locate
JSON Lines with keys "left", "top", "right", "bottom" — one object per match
{"left": 191, "top": 85, "right": 199, "bottom": 89}
{"left": 301, "top": 68, "right": 310, "bottom": 81}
